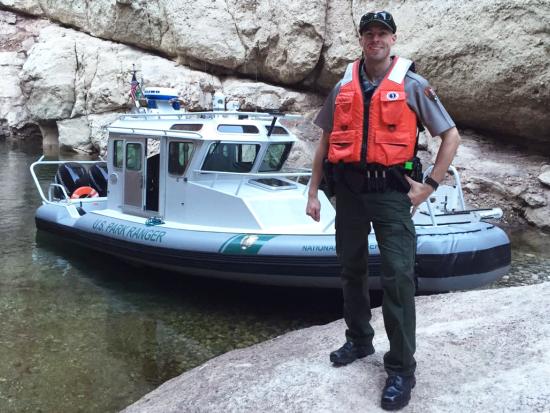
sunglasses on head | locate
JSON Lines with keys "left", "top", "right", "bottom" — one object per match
{"left": 362, "top": 11, "right": 393, "bottom": 23}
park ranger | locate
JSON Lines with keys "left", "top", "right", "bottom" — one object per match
{"left": 306, "top": 10, "right": 461, "bottom": 411}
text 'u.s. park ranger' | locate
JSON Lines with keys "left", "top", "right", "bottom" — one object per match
{"left": 306, "top": 10, "right": 461, "bottom": 411}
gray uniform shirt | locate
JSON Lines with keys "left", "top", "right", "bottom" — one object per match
{"left": 314, "top": 61, "right": 455, "bottom": 137}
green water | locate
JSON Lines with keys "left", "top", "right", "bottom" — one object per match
{"left": 1, "top": 139, "right": 549, "bottom": 412}
{"left": 0, "top": 140, "right": 343, "bottom": 412}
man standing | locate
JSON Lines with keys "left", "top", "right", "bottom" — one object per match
{"left": 306, "top": 11, "right": 460, "bottom": 411}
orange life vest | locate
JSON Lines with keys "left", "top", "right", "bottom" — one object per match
{"left": 328, "top": 57, "right": 418, "bottom": 166}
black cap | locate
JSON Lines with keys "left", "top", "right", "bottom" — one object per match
{"left": 359, "top": 11, "right": 397, "bottom": 34}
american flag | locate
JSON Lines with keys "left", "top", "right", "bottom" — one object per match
{"left": 130, "top": 71, "right": 139, "bottom": 101}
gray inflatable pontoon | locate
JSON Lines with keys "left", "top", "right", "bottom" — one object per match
{"left": 31, "top": 88, "right": 511, "bottom": 291}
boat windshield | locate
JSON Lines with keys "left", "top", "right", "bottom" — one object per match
{"left": 259, "top": 143, "right": 292, "bottom": 172}
{"left": 202, "top": 142, "right": 260, "bottom": 173}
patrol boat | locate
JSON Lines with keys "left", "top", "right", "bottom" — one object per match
{"left": 30, "top": 87, "right": 511, "bottom": 291}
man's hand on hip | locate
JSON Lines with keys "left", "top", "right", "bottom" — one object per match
{"left": 405, "top": 175, "right": 434, "bottom": 207}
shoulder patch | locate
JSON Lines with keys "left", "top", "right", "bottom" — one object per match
{"left": 424, "top": 86, "right": 439, "bottom": 101}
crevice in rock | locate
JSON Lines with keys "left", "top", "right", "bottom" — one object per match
{"left": 71, "top": 40, "right": 79, "bottom": 118}
{"left": 4, "top": 6, "right": 316, "bottom": 94}
{"left": 350, "top": 0, "right": 357, "bottom": 33}
{"left": 9, "top": 123, "right": 43, "bottom": 143}
{"left": 0, "top": 3, "right": 44, "bottom": 20}
{"left": 84, "top": 0, "right": 91, "bottom": 33}
{"left": 224, "top": 0, "right": 249, "bottom": 62}
{"left": 299, "top": 0, "right": 332, "bottom": 95}
{"left": 111, "top": 0, "right": 120, "bottom": 39}
{"left": 157, "top": 0, "right": 171, "bottom": 49}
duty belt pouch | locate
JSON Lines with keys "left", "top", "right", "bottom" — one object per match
{"left": 411, "top": 156, "right": 423, "bottom": 182}
{"left": 388, "top": 166, "right": 411, "bottom": 193}
{"left": 365, "top": 165, "right": 388, "bottom": 193}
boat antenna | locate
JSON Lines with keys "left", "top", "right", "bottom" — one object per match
{"left": 267, "top": 115, "right": 278, "bottom": 137}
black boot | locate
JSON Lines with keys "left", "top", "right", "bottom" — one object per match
{"left": 381, "top": 375, "right": 416, "bottom": 411}
{"left": 329, "top": 341, "right": 375, "bottom": 365}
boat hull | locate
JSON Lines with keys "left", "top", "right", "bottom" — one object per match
{"left": 35, "top": 205, "right": 511, "bottom": 291}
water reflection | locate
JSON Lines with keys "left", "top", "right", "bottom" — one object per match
{"left": 24, "top": 233, "right": 343, "bottom": 412}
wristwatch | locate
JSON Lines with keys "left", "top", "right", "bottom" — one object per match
{"left": 424, "top": 176, "right": 439, "bottom": 191}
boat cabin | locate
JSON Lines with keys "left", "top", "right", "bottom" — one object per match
{"left": 105, "top": 88, "right": 316, "bottom": 231}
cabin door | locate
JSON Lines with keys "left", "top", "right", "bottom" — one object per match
{"left": 164, "top": 139, "right": 196, "bottom": 219}
{"left": 123, "top": 138, "right": 146, "bottom": 214}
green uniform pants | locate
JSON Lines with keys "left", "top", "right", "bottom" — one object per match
{"left": 335, "top": 179, "right": 417, "bottom": 377}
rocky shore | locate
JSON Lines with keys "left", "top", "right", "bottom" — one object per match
{"left": 122, "top": 282, "right": 550, "bottom": 413}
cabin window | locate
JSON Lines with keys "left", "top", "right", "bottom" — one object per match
{"left": 217, "top": 124, "right": 259, "bottom": 134}
{"left": 170, "top": 124, "right": 203, "bottom": 131}
{"left": 259, "top": 143, "right": 292, "bottom": 172}
{"left": 113, "top": 140, "right": 124, "bottom": 169}
{"left": 264, "top": 125, "right": 289, "bottom": 135}
{"left": 202, "top": 142, "right": 260, "bottom": 173}
{"left": 126, "top": 143, "right": 142, "bottom": 171}
{"left": 168, "top": 142, "right": 195, "bottom": 175}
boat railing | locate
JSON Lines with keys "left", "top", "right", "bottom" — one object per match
{"left": 192, "top": 169, "right": 312, "bottom": 196}
{"left": 419, "top": 164, "right": 502, "bottom": 226}
{"left": 48, "top": 183, "right": 70, "bottom": 202}
{"left": 423, "top": 164, "right": 466, "bottom": 210}
{"left": 117, "top": 111, "right": 302, "bottom": 122}
{"left": 107, "top": 126, "right": 203, "bottom": 139}
{"left": 30, "top": 157, "right": 106, "bottom": 204}
{"left": 418, "top": 165, "right": 465, "bottom": 226}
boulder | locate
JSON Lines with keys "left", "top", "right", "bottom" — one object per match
{"left": 19, "top": 24, "right": 322, "bottom": 151}
{"left": 57, "top": 116, "right": 91, "bottom": 152}
{"left": 309, "top": 0, "right": 360, "bottom": 91}
{"left": 20, "top": 26, "right": 77, "bottom": 120}
{"left": 520, "top": 192, "right": 547, "bottom": 208}
{"left": 3, "top": 0, "right": 549, "bottom": 141}
{"left": 1, "top": 0, "right": 326, "bottom": 84}
{"left": 309, "top": 0, "right": 550, "bottom": 142}
{"left": 122, "top": 282, "right": 550, "bottom": 413}
{"left": 19, "top": 25, "right": 223, "bottom": 121}
{"left": 57, "top": 112, "right": 123, "bottom": 154}
{"left": 0, "top": 51, "right": 28, "bottom": 132}
{"left": 358, "top": 0, "right": 550, "bottom": 143}
{"left": 221, "top": 0, "right": 325, "bottom": 84}
{"left": 0, "top": 10, "right": 47, "bottom": 135}
{"left": 525, "top": 206, "right": 550, "bottom": 231}
{"left": 221, "top": 78, "right": 323, "bottom": 113}
{"left": 539, "top": 171, "right": 550, "bottom": 188}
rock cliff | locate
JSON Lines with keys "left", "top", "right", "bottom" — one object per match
{"left": 1, "top": 0, "right": 548, "bottom": 142}
{"left": 1, "top": 4, "right": 549, "bottom": 228}
{"left": 122, "top": 282, "right": 550, "bottom": 413}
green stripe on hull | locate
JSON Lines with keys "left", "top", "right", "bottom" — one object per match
{"left": 219, "top": 234, "right": 277, "bottom": 255}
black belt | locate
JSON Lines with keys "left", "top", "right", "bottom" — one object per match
{"left": 338, "top": 162, "right": 418, "bottom": 194}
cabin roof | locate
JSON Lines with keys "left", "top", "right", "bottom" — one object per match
{"left": 107, "top": 111, "right": 298, "bottom": 143}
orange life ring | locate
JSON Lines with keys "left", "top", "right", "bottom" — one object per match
{"left": 71, "top": 186, "right": 99, "bottom": 199}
